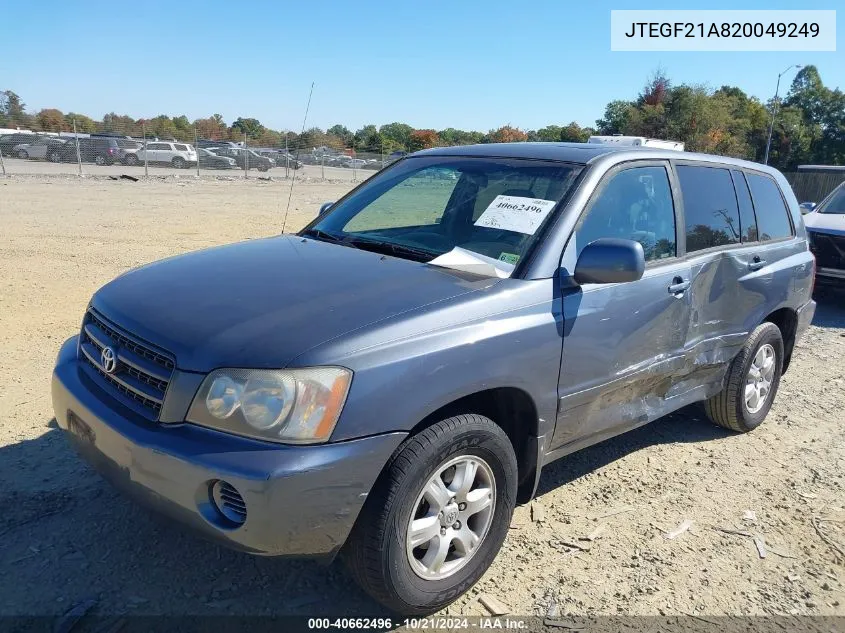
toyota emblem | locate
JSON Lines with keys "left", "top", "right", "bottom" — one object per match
{"left": 100, "top": 346, "right": 118, "bottom": 374}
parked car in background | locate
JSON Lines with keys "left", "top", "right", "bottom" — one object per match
{"left": 198, "top": 148, "right": 237, "bottom": 170}
{"left": 0, "top": 132, "right": 41, "bottom": 156}
{"left": 55, "top": 137, "right": 139, "bottom": 165}
{"left": 343, "top": 158, "right": 368, "bottom": 169}
{"left": 133, "top": 142, "right": 198, "bottom": 168}
{"left": 209, "top": 147, "right": 272, "bottom": 171}
{"left": 12, "top": 136, "right": 69, "bottom": 160}
{"left": 53, "top": 143, "right": 815, "bottom": 615}
{"left": 196, "top": 139, "right": 238, "bottom": 149}
{"left": 804, "top": 181, "right": 845, "bottom": 285}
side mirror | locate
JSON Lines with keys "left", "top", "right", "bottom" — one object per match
{"left": 574, "top": 238, "right": 645, "bottom": 285}
{"left": 319, "top": 201, "right": 335, "bottom": 216}
{"left": 799, "top": 202, "right": 816, "bottom": 214}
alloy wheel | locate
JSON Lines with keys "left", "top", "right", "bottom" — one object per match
{"left": 406, "top": 455, "right": 496, "bottom": 581}
{"left": 745, "top": 343, "right": 776, "bottom": 414}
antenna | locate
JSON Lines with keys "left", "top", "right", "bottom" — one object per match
{"left": 282, "top": 81, "right": 315, "bottom": 234}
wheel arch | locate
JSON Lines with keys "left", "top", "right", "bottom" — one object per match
{"left": 763, "top": 307, "right": 798, "bottom": 373}
{"left": 408, "top": 387, "right": 542, "bottom": 504}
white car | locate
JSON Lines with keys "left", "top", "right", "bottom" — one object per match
{"left": 803, "top": 182, "right": 845, "bottom": 285}
{"left": 132, "top": 142, "right": 198, "bottom": 168}
{"left": 13, "top": 136, "right": 67, "bottom": 160}
{"left": 344, "top": 158, "right": 368, "bottom": 169}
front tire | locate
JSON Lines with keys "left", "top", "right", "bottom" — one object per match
{"left": 94, "top": 154, "right": 107, "bottom": 166}
{"left": 345, "top": 414, "right": 517, "bottom": 615}
{"left": 48, "top": 150, "right": 61, "bottom": 163}
{"left": 124, "top": 154, "right": 139, "bottom": 166}
{"left": 17, "top": 150, "right": 28, "bottom": 159}
{"left": 704, "top": 322, "right": 784, "bottom": 432}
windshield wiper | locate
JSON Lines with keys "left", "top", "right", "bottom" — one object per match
{"left": 344, "top": 236, "right": 437, "bottom": 262}
{"left": 301, "top": 228, "right": 359, "bottom": 248}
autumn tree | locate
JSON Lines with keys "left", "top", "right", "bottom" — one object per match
{"left": 489, "top": 126, "right": 528, "bottom": 143}
{"left": 35, "top": 108, "right": 66, "bottom": 132}
{"left": 194, "top": 114, "right": 228, "bottom": 140}
{"left": 408, "top": 129, "right": 440, "bottom": 151}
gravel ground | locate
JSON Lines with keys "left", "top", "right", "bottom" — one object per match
{"left": 1, "top": 176, "right": 843, "bottom": 623}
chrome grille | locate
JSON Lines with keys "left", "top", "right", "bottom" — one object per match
{"left": 78, "top": 309, "right": 175, "bottom": 420}
{"left": 808, "top": 230, "right": 845, "bottom": 271}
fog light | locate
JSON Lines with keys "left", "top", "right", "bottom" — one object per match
{"left": 210, "top": 480, "right": 247, "bottom": 526}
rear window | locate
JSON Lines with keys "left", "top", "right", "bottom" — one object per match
{"left": 677, "top": 165, "right": 741, "bottom": 252}
{"left": 817, "top": 184, "right": 845, "bottom": 214}
{"left": 117, "top": 140, "right": 140, "bottom": 149}
{"left": 746, "top": 173, "right": 793, "bottom": 240}
{"left": 174, "top": 144, "right": 188, "bottom": 151}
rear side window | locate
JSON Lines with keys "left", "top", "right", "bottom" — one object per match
{"left": 731, "top": 170, "right": 758, "bottom": 242}
{"left": 745, "top": 173, "right": 793, "bottom": 240}
{"left": 677, "top": 165, "right": 740, "bottom": 252}
{"left": 175, "top": 144, "right": 188, "bottom": 151}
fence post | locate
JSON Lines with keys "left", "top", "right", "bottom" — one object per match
{"left": 195, "top": 128, "right": 200, "bottom": 177}
{"left": 285, "top": 132, "right": 289, "bottom": 179}
{"left": 0, "top": 146, "right": 6, "bottom": 176}
{"left": 143, "top": 122, "right": 148, "bottom": 178}
{"left": 244, "top": 133, "right": 248, "bottom": 179}
{"left": 321, "top": 153, "right": 325, "bottom": 181}
{"left": 352, "top": 139, "right": 357, "bottom": 183}
{"left": 73, "top": 120, "right": 82, "bottom": 176}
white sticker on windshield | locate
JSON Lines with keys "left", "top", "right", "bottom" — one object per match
{"left": 474, "top": 195, "right": 557, "bottom": 235}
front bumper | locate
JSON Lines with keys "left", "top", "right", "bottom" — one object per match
{"left": 52, "top": 336, "right": 405, "bottom": 558}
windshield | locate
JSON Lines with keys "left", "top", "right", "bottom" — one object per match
{"left": 816, "top": 184, "right": 845, "bottom": 214}
{"left": 304, "top": 156, "right": 581, "bottom": 273}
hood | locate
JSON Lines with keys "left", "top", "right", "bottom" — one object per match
{"left": 92, "top": 235, "right": 496, "bottom": 372}
{"left": 805, "top": 211, "right": 845, "bottom": 236}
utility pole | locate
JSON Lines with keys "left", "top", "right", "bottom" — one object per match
{"left": 764, "top": 64, "right": 802, "bottom": 165}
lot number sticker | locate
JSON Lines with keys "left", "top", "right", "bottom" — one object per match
{"left": 474, "top": 195, "right": 557, "bottom": 235}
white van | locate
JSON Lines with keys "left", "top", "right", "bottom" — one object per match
{"left": 588, "top": 135, "right": 685, "bottom": 151}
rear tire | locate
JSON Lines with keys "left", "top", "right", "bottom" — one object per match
{"left": 704, "top": 322, "right": 784, "bottom": 433}
{"left": 344, "top": 414, "right": 517, "bottom": 615}
{"left": 48, "top": 150, "right": 61, "bottom": 163}
{"left": 172, "top": 157, "right": 186, "bottom": 169}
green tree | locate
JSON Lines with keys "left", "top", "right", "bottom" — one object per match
{"left": 0, "top": 90, "right": 33, "bottom": 128}
{"left": 65, "top": 113, "right": 97, "bottom": 133}
{"left": 327, "top": 124, "right": 352, "bottom": 146}
{"left": 595, "top": 100, "right": 634, "bottom": 134}
{"left": 231, "top": 117, "right": 265, "bottom": 140}
{"left": 379, "top": 122, "right": 413, "bottom": 148}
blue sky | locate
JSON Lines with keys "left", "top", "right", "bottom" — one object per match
{"left": 1, "top": 0, "right": 842, "bottom": 132}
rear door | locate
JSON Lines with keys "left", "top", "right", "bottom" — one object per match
{"left": 677, "top": 163, "right": 797, "bottom": 379}
{"left": 552, "top": 161, "right": 692, "bottom": 449}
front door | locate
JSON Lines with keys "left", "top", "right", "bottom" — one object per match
{"left": 552, "top": 161, "right": 692, "bottom": 449}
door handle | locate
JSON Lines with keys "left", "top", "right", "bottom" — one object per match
{"left": 748, "top": 256, "right": 767, "bottom": 271}
{"left": 668, "top": 277, "right": 690, "bottom": 295}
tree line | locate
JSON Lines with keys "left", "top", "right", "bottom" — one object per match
{"left": 1, "top": 66, "right": 842, "bottom": 169}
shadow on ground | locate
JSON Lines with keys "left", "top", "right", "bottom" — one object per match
{"left": 812, "top": 286, "right": 845, "bottom": 329}
{"left": 2, "top": 406, "right": 735, "bottom": 621}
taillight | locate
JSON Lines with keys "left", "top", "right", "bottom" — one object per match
{"left": 108, "top": 148, "right": 116, "bottom": 155}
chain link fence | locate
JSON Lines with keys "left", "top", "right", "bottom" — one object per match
{"left": 0, "top": 119, "right": 408, "bottom": 182}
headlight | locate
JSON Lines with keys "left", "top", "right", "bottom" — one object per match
{"left": 187, "top": 367, "right": 352, "bottom": 444}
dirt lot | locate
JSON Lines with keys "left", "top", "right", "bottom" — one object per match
{"left": 1, "top": 176, "right": 844, "bottom": 622}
